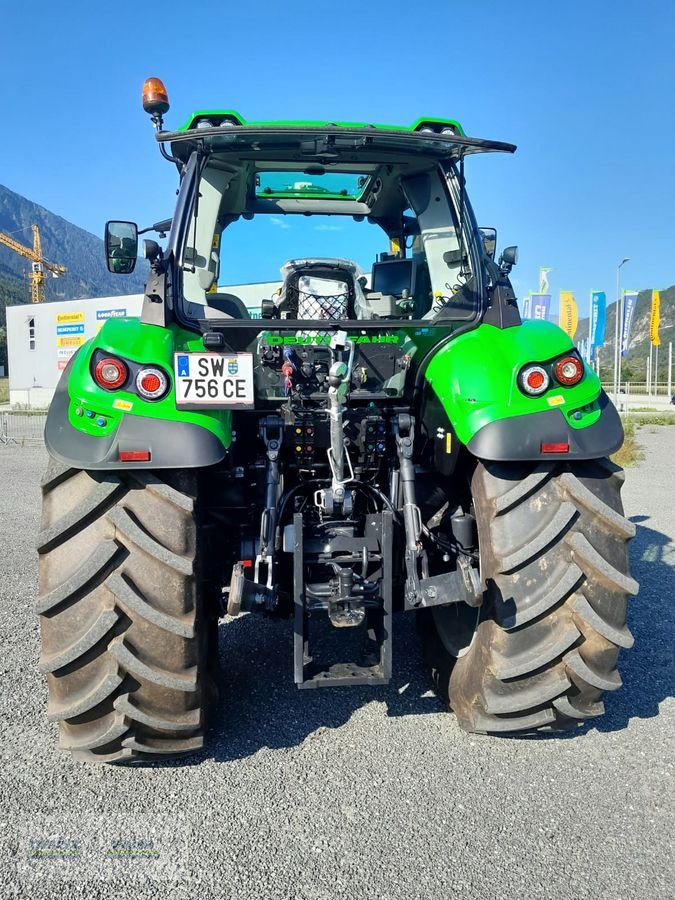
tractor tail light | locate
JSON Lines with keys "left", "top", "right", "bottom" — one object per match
{"left": 136, "top": 367, "right": 169, "bottom": 401}
{"left": 119, "top": 450, "right": 151, "bottom": 462}
{"left": 94, "top": 357, "right": 128, "bottom": 391}
{"left": 554, "top": 355, "right": 584, "bottom": 386}
{"left": 519, "top": 365, "right": 550, "bottom": 396}
{"left": 541, "top": 442, "right": 570, "bottom": 454}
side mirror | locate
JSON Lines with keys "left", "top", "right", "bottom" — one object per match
{"left": 498, "top": 245, "right": 519, "bottom": 274}
{"left": 479, "top": 227, "right": 497, "bottom": 259}
{"left": 105, "top": 221, "right": 138, "bottom": 274}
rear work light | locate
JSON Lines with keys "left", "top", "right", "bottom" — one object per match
{"left": 94, "top": 357, "right": 128, "bottom": 390}
{"left": 136, "top": 366, "right": 169, "bottom": 400}
{"left": 519, "top": 365, "right": 550, "bottom": 396}
{"left": 554, "top": 355, "right": 584, "bottom": 386}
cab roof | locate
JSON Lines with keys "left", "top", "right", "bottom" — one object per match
{"left": 174, "top": 110, "right": 467, "bottom": 136}
{"left": 156, "top": 113, "right": 516, "bottom": 165}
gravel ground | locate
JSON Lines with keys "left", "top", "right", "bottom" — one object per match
{"left": 0, "top": 433, "right": 673, "bottom": 900}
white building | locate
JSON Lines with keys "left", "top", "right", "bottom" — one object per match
{"left": 6, "top": 282, "right": 279, "bottom": 408}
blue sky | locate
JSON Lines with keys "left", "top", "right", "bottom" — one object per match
{"left": 0, "top": 0, "right": 673, "bottom": 316}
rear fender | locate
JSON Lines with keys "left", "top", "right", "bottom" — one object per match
{"left": 44, "top": 318, "right": 232, "bottom": 470}
{"left": 423, "top": 320, "right": 623, "bottom": 461}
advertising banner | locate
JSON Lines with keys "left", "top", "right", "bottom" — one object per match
{"left": 650, "top": 289, "right": 661, "bottom": 346}
{"left": 55, "top": 311, "right": 84, "bottom": 325}
{"left": 621, "top": 291, "right": 638, "bottom": 356}
{"left": 559, "top": 291, "right": 578, "bottom": 339}
{"left": 529, "top": 294, "right": 551, "bottom": 320}
{"left": 96, "top": 308, "right": 127, "bottom": 320}
{"left": 57, "top": 335, "right": 85, "bottom": 349}
{"left": 589, "top": 291, "right": 606, "bottom": 358}
{"left": 539, "top": 267, "right": 552, "bottom": 294}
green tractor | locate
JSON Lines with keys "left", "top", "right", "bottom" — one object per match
{"left": 37, "top": 79, "right": 638, "bottom": 763}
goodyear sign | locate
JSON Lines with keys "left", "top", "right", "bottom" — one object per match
{"left": 96, "top": 308, "right": 127, "bottom": 320}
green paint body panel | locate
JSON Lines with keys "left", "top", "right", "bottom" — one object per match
{"left": 424, "top": 321, "right": 603, "bottom": 445}
{"left": 64, "top": 318, "right": 232, "bottom": 447}
{"left": 176, "top": 110, "right": 465, "bottom": 136}
{"left": 62, "top": 316, "right": 601, "bottom": 460}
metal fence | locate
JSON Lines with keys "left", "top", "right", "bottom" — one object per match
{"left": 0, "top": 412, "right": 47, "bottom": 445}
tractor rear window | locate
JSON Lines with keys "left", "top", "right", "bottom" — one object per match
{"left": 256, "top": 171, "right": 369, "bottom": 200}
{"left": 180, "top": 158, "right": 481, "bottom": 326}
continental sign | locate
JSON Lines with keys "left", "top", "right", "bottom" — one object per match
{"left": 56, "top": 311, "right": 84, "bottom": 325}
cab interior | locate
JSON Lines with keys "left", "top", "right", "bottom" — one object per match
{"left": 180, "top": 155, "right": 480, "bottom": 324}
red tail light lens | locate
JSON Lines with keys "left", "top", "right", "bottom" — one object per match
{"left": 119, "top": 450, "right": 151, "bottom": 462}
{"left": 94, "top": 357, "right": 128, "bottom": 390}
{"left": 136, "top": 366, "right": 169, "bottom": 400}
{"left": 554, "top": 355, "right": 584, "bottom": 386}
{"left": 519, "top": 365, "right": 550, "bottom": 396}
{"left": 541, "top": 442, "right": 570, "bottom": 453}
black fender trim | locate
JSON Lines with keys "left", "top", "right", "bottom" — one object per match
{"left": 44, "top": 372, "right": 227, "bottom": 471}
{"left": 466, "top": 391, "right": 623, "bottom": 461}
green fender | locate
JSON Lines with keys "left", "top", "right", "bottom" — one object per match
{"left": 423, "top": 320, "right": 623, "bottom": 461}
{"left": 44, "top": 318, "right": 232, "bottom": 470}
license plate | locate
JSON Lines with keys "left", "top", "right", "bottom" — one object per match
{"left": 174, "top": 352, "right": 255, "bottom": 408}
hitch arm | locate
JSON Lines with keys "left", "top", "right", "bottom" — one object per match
{"left": 394, "top": 415, "right": 429, "bottom": 606}
{"left": 255, "top": 416, "right": 283, "bottom": 587}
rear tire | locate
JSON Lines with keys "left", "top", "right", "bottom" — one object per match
{"left": 420, "top": 458, "right": 638, "bottom": 733}
{"left": 36, "top": 459, "right": 216, "bottom": 763}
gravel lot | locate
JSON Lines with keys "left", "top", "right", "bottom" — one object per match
{"left": 0, "top": 431, "right": 673, "bottom": 900}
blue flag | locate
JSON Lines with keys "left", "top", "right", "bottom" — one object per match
{"left": 621, "top": 292, "right": 638, "bottom": 357}
{"left": 529, "top": 294, "right": 551, "bottom": 321}
{"left": 589, "top": 291, "right": 606, "bottom": 359}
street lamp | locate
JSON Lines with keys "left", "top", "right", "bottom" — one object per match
{"left": 613, "top": 257, "right": 630, "bottom": 405}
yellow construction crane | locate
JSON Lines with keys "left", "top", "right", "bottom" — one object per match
{"left": 0, "top": 224, "right": 67, "bottom": 303}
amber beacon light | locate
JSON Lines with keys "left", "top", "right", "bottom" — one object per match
{"left": 142, "top": 77, "right": 170, "bottom": 129}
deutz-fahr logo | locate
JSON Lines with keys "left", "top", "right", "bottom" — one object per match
{"left": 262, "top": 335, "right": 400, "bottom": 346}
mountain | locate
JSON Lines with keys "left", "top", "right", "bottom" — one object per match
{"left": 0, "top": 183, "right": 147, "bottom": 305}
{"left": 574, "top": 285, "right": 675, "bottom": 383}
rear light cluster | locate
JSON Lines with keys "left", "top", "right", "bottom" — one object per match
{"left": 91, "top": 353, "right": 169, "bottom": 402}
{"left": 554, "top": 355, "right": 584, "bottom": 386}
{"left": 94, "top": 357, "right": 127, "bottom": 390}
{"left": 519, "top": 365, "right": 549, "bottom": 396}
{"left": 136, "top": 367, "right": 168, "bottom": 400}
{"left": 518, "top": 353, "right": 584, "bottom": 397}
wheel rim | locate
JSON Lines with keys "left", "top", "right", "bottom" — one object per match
{"left": 431, "top": 603, "right": 479, "bottom": 658}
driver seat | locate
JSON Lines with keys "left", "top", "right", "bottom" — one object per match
{"left": 207, "top": 293, "right": 250, "bottom": 319}
{"left": 275, "top": 258, "right": 365, "bottom": 319}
